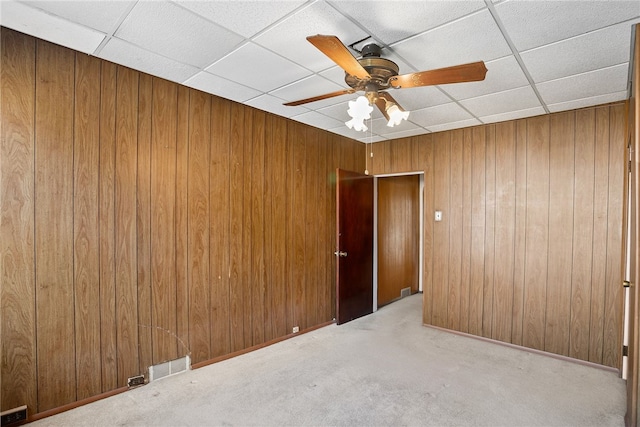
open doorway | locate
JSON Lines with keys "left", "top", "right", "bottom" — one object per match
{"left": 374, "top": 173, "right": 423, "bottom": 310}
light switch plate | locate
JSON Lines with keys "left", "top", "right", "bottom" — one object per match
{"left": 435, "top": 211, "right": 443, "bottom": 221}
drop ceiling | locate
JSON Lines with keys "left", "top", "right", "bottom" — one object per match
{"left": 2, "top": 0, "right": 639, "bottom": 143}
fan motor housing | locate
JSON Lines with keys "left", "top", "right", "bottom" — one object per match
{"left": 344, "top": 44, "right": 399, "bottom": 91}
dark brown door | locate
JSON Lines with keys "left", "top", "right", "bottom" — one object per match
{"left": 336, "top": 168, "right": 374, "bottom": 325}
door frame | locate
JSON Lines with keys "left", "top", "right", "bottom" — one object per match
{"left": 372, "top": 171, "right": 425, "bottom": 312}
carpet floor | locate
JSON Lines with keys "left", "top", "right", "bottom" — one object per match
{"left": 30, "top": 293, "right": 626, "bottom": 426}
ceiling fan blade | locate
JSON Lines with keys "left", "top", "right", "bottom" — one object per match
{"left": 389, "top": 61, "right": 488, "bottom": 89}
{"left": 283, "top": 88, "right": 355, "bottom": 107}
{"left": 307, "top": 35, "right": 371, "bottom": 80}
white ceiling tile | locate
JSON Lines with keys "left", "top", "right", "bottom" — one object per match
{"left": 480, "top": 106, "right": 546, "bottom": 124}
{"left": 428, "top": 118, "right": 481, "bottom": 133}
{"left": 380, "top": 128, "right": 432, "bottom": 140}
{"left": 98, "top": 37, "right": 199, "bottom": 83}
{"left": 386, "top": 87, "right": 452, "bottom": 111}
{"left": 270, "top": 75, "right": 346, "bottom": 104}
{"left": 440, "top": 55, "right": 529, "bottom": 100}
{"left": 176, "top": 0, "right": 306, "bottom": 38}
{"left": 391, "top": 10, "right": 512, "bottom": 71}
{"left": 460, "top": 86, "right": 541, "bottom": 117}
{"left": 328, "top": 126, "right": 362, "bottom": 139}
{"left": 329, "top": 0, "right": 486, "bottom": 45}
{"left": 253, "top": 1, "right": 369, "bottom": 72}
{"left": 369, "top": 116, "right": 422, "bottom": 136}
{"left": 495, "top": 0, "right": 640, "bottom": 51}
{"left": 547, "top": 91, "right": 629, "bottom": 113}
{"left": 115, "top": 1, "right": 244, "bottom": 68}
{"left": 521, "top": 21, "right": 635, "bottom": 83}
{"left": 1, "top": 1, "right": 106, "bottom": 54}
{"left": 290, "top": 111, "right": 345, "bottom": 130}
{"left": 246, "top": 94, "right": 309, "bottom": 118}
{"left": 206, "top": 42, "right": 311, "bottom": 92}
{"left": 409, "top": 103, "right": 475, "bottom": 128}
{"left": 537, "top": 63, "right": 629, "bottom": 106}
{"left": 183, "top": 71, "right": 262, "bottom": 103}
{"left": 22, "top": 0, "right": 135, "bottom": 33}
{"left": 318, "top": 102, "right": 354, "bottom": 122}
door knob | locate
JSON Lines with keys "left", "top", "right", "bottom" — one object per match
{"left": 334, "top": 251, "right": 348, "bottom": 257}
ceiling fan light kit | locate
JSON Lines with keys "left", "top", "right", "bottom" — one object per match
{"left": 284, "top": 35, "right": 488, "bottom": 133}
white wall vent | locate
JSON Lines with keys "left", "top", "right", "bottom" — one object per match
{"left": 148, "top": 355, "right": 190, "bottom": 382}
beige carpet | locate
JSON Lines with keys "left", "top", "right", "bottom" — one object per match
{"left": 30, "top": 294, "right": 626, "bottom": 426}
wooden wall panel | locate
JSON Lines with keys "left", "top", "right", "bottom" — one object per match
{"left": 98, "top": 61, "right": 118, "bottom": 393}
{"left": 151, "top": 77, "right": 179, "bottom": 362}
{"left": 523, "top": 116, "right": 550, "bottom": 351}
{"left": 545, "top": 112, "right": 575, "bottom": 356}
{"left": 570, "top": 108, "right": 596, "bottom": 360}
{"left": 460, "top": 130, "right": 473, "bottom": 333}
{"left": 209, "top": 96, "right": 231, "bottom": 358}
{"left": 73, "top": 53, "right": 102, "bottom": 399}
{"left": 34, "top": 39, "right": 76, "bottom": 411}
{"left": 603, "top": 104, "right": 625, "bottom": 367}
{"left": 115, "top": 66, "right": 140, "bottom": 383}
{"left": 175, "top": 86, "right": 190, "bottom": 358}
{"left": 511, "top": 119, "right": 528, "bottom": 346}
{"left": 432, "top": 132, "right": 450, "bottom": 327}
{"left": 483, "top": 126, "right": 496, "bottom": 338}
{"left": 187, "top": 90, "right": 212, "bottom": 363}
{"left": 136, "top": 72, "right": 154, "bottom": 378}
{"left": 469, "top": 126, "right": 486, "bottom": 336}
{"left": 492, "top": 122, "right": 516, "bottom": 344}
{"left": 448, "top": 131, "right": 463, "bottom": 330}
{"left": 1, "top": 29, "right": 37, "bottom": 413}
{"left": 251, "top": 109, "right": 266, "bottom": 346}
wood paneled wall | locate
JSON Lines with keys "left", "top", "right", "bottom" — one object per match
{"left": 370, "top": 105, "right": 626, "bottom": 369}
{"left": 0, "top": 28, "right": 365, "bottom": 415}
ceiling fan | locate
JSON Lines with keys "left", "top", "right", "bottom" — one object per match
{"left": 284, "top": 35, "right": 488, "bottom": 128}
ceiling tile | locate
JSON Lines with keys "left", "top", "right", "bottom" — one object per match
{"left": 369, "top": 116, "right": 423, "bottom": 136}
{"left": 521, "top": 21, "right": 635, "bottom": 83}
{"left": 115, "top": 1, "right": 244, "bottom": 68}
{"left": 318, "top": 102, "right": 353, "bottom": 122}
{"left": 386, "top": 87, "right": 452, "bottom": 111}
{"left": 480, "top": 106, "right": 546, "bottom": 124}
{"left": 409, "top": 103, "right": 475, "bottom": 128}
{"left": 1, "top": 1, "right": 105, "bottom": 54}
{"left": 460, "top": 86, "right": 541, "bottom": 117}
{"left": 246, "top": 94, "right": 309, "bottom": 118}
{"left": 440, "top": 55, "right": 529, "bottom": 100}
{"left": 183, "top": 71, "right": 262, "bottom": 103}
{"left": 98, "top": 37, "right": 199, "bottom": 83}
{"left": 537, "top": 63, "right": 629, "bottom": 106}
{"left": 357, "top": 135, "right": 388, "bottom": 144}
{"left": 206, "top": 42, "right": 311, "bottom": 92}
{"left": 290, "top": 111, "right": 345, "bottom": 130}
{"left": 380, "top": 128, "right": 431, "bottom": 140}
{"left": 253, "top": 1, "right": 369, "bottom": 72}
{"left": 328, "top": 0, "right": 486, "bottom": 45}
{"left": 269, "top": 75, "right": 346, "bottom": 104}
{"left": 494, "top": 0, "right": 640, "bottom": 51}
{"left": 176, "top": 0, "right": 306, "bottom": 38}
{"left": 428, "top": 118, "right": 481, "bottom": 133}
{"left": 22, "top": 0, "right": 135, "bottom": 33}
{"left": 547, "top": 91, "right": 629, "bottom": 113}
{"left": 391, "top": 10, "right": 512, "bottom": 71}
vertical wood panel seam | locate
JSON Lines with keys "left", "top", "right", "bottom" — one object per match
{"left": 33, "top": 38, "right": 40, "bottom": 413}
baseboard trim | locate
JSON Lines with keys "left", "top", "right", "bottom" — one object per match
{"left": 24, "top": 386, "right": 128, "bottom": 425}
{"left": 192, "top": 320, "right": 335, "bottom": 370}
{"left": 424, "top": 323, "right": 620, "bottom": 375}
